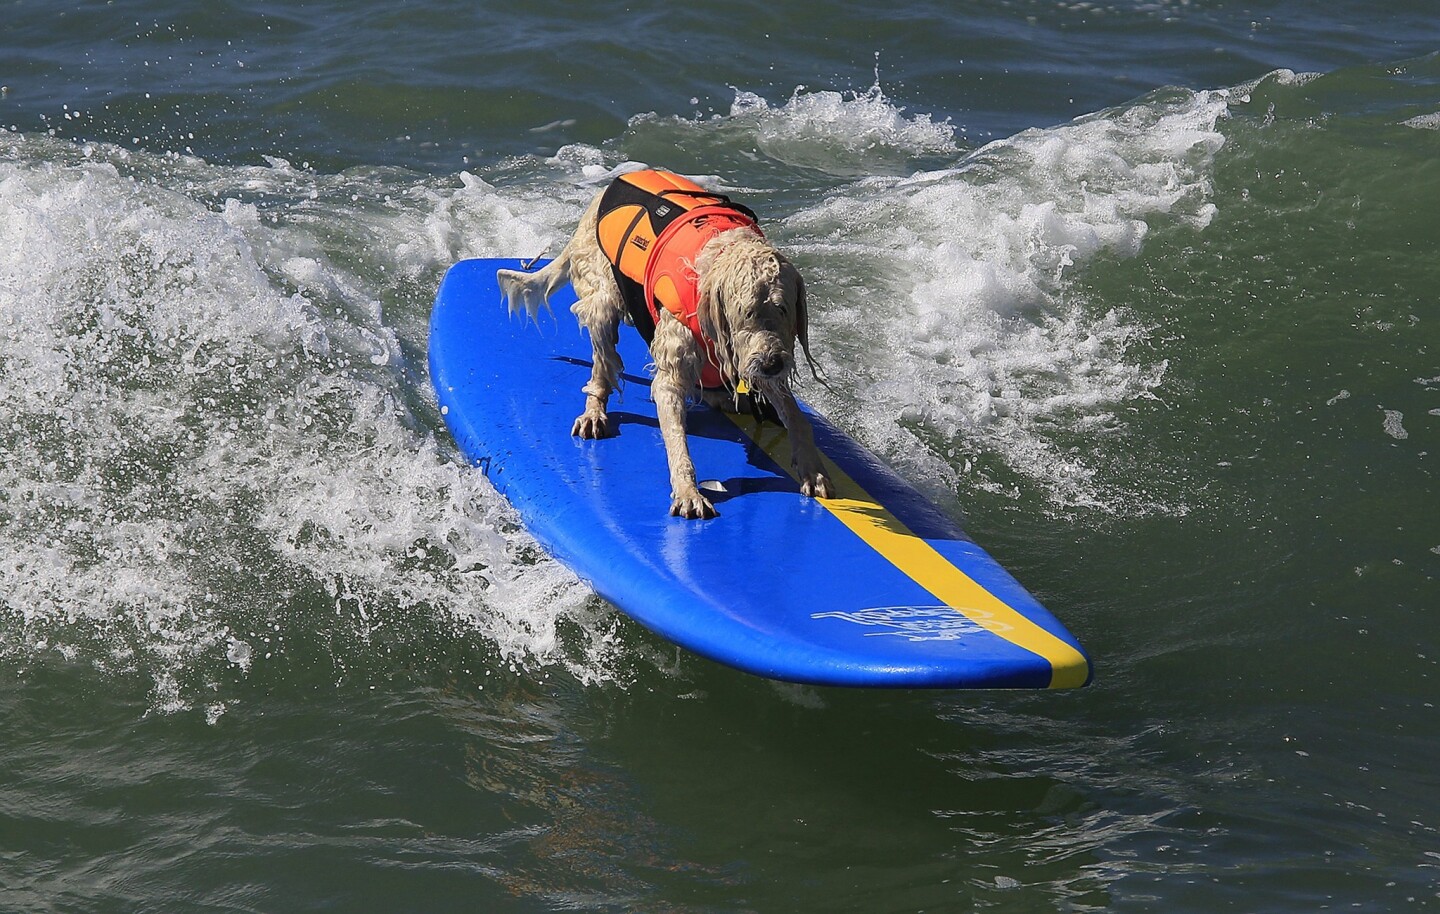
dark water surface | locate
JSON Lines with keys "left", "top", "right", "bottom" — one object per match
{"left": 4, "top": 1, "right": 1440, "bottom": 911}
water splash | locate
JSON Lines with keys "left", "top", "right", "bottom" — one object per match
{"left": 789, "top": 87, "right": 1228, "bottom": 513}
{"left": 621, "top": 83, "right": 958, "bottom": 179}
{"left": 728, "top": 83, "right": 957, "bottom": 174}
{"left": 0, "top": 135, "right": 613, "bottom": 714}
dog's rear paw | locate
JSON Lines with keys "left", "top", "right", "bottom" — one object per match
{"left": 670, "top": 491, "right": 718, "bottom": 520}
{"left": 800, "top": 472, "right": 835, "bottom": 500}
{"left": 572, "top": 411, "right": 611, "bottom": 439}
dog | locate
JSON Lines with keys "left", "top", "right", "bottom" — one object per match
{"left": 497, "top": 169, "right": 834, "bottom": 519}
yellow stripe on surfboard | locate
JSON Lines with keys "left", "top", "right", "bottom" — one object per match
{"left": 731, "top": 417, "right": 1090, "bottom": 689}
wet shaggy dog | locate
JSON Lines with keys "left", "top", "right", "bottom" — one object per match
{"left": 496, "top": 171, "right": 834, "bottom": 519}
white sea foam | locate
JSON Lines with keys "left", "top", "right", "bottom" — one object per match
{"left": 786, "top": 88, "right": 1228, "bottom": 512}
{"left": 623, "top": 83, "right": 958, "bottom": 178}
{"left": 0, "top": 136, "right": 606, "bottom": 713}
{"left": 729, "top": 85, "right": 957, "bottom": 172}
{"left": 1230, "top": 68, "right": 1324, "bottom": 101}
{"left": 1381, "top": 409, "right": 1409, "bottom": 440}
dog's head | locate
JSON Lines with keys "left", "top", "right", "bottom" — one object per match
{"left": 695, "top": 229, "right": 814, "bottom": 392}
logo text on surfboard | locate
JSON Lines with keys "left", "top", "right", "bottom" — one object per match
{"left": 812, "top": 606, "right": 986, "bottom": 642}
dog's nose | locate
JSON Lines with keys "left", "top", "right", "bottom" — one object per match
{"left": 757, "top": 353, "right": 785, "bottom": 377}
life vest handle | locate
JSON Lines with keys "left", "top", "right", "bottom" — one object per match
{"left": 655, "top": 188, "right": 761, "bottom": 226}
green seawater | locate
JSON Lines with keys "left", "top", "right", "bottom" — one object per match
{"left": 3, "top": 2, "right": 1440, "bottom": 911}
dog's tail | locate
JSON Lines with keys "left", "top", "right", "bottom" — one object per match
{"left": 496, "top": 247, "right": 572, "bottom": 320}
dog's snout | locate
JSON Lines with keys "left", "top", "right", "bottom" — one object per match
{"left": 757, "top": 352, "right": 786, "bottom": 377}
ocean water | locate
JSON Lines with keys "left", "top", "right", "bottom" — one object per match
{"left": 3, "top": 1, "right": 1440, "bottom": 910}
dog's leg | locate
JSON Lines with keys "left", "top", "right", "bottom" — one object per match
{"left": 760, "top": 384, "right": 835, "bottom": 499}
{"left": 563, "top": 202, "right": 624, "bottom": 439}
{"left": 655, "top": 382, "right": 716, "bottom": 518}
{"left": 570, "top": 287, "right": 622, "bottom": 438}
{"left": 651, "top": 313, "right": 715, "bottom": 518}
{"left": 497, "top": 246, "right": 615, "bottom": 437}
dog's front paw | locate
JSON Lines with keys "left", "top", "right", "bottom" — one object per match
{"left": 799, "top": 470, "right": 835, "bottom": 500}
{"left": 571, "top": 410, "right": 611, "bottom": 439}
{"left": 670, "top": 490, "right": 718, "bottom": 520}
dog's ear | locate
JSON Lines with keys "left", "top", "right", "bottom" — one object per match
{"left": 786, "top": 261, "right": 823, "bottom": 383}
{"left": 697, "top": 273, "right": 735, "bottom": 379}
{"left": 793, "top": 267, "right": 808, "bottom": 349}
{"left": 697, "top": 276, "right": 718, "bottom": 340}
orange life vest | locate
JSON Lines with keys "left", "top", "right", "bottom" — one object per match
{"left": 596, "top": 170, "right": 762, "bottom": 389}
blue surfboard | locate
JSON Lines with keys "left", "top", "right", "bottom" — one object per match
{"left": 429, "top": 258, "right": 1091, "bottom": 689}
